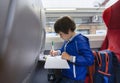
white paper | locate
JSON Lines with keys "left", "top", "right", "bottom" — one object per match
{"left": 44, "top": 55, "right": 70, "bottom": 69}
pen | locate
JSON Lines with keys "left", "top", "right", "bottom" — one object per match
{"left": 52, "top": 41, "right": 54, "bottom": 51}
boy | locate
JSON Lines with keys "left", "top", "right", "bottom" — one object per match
{"left": 50, "top": 16, "right": 94, "bottom": 83}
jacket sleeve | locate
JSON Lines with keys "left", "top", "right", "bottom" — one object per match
{"left": 74, "top": 39, "right": 94, "bottom": 66}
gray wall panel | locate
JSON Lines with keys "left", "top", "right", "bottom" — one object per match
{"left": 0, "top": 0, "right": 10, "bottom": 54}
{"left": 0, "top": 0, "right": 45, "bottom": 83}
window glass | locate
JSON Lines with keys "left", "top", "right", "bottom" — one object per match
{"left": 42, "top": 0, "right": 117, "bottom": 36}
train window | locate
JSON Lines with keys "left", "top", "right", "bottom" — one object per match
{"left": 41, "top": 0, "right": 117, "bottom": 36}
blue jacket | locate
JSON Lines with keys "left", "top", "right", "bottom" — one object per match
{"left": 59, "top": 33, "right": 94, "bottom": 80}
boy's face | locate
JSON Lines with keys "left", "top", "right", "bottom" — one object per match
{"left": 58, "top": 31, "right": 73, "bottom": 41}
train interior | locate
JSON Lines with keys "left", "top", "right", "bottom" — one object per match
{"left": 0, "top": 0, "right": 119, "bottom": 83}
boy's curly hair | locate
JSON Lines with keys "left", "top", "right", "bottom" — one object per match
{"left": 54, "top": 16, "right": 76, "bottom": 34}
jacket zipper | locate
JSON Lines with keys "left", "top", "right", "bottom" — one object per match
{"left": 73, "top": 41, "right": 78, "bottom": 78}
{"left": 64, "top": 41, "right": 77, "bottom": 78}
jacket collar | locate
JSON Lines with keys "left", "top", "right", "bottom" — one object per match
{"left": 68, "top": 33, "right": 80, "bottom": 42}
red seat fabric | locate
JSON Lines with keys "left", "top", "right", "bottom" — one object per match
{"left": 101, "top": 0, "right": 120, "bottom": 62}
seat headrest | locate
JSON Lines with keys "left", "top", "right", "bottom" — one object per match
{"left": 102, "top": 0, "right": 120, "bottom": 29}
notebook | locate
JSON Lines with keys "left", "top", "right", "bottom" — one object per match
{"left": 44, "top": 55, "right": 70, "bottom": 69}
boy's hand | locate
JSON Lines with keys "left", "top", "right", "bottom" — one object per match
{"left": 50, "top": 50, "right": 58, "bottom": 56}
{"left": 61, "top": 52, "right": 71, "bottom": 60}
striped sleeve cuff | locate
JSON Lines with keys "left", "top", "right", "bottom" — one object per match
{"left": 57, "top": 50, "right": 61, "bottom": 55}
{"left": 70, "top": 56, "right": 76, "bottom": 63}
